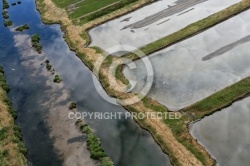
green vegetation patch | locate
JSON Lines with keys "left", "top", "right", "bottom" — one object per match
{"left": 15, "top": 24, "right": 30, "bottom": 32}
{"left": 4, "top": 20, "right": 13, "bottom": 27}
{"left": 183, "top": 77, "right": 250, "bottom": 120}
{"left": 2, "top": 12, "right": 9, "bottom": 19}
{"left": 31, "top": 34, "right": 43, "bottom": 54}
{"left": 76, "top": 122, "right": 114, "bottom": 165}
{"left": 2, "top": 0, "right": 9, "bottom": 9}
{"left": 69, "top": 102, "right": 77, "bottom": 110}
{"left": 101, "top": 157, "right": 114, "bottom": 166}
{"left": 53, "top": 75, "right": 62, "bottom": 83}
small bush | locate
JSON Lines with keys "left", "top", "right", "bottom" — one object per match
{"left": 82, "top": 126, "right": 91, "bottom": 134}
{"left": 53, "top": 75, "right": 62, "bottom": 83}
{"left": 4, "top": 20, "right": 13, "bottom": 27}
{"left": 69, "top": 102, "right": 76, "bottom": 110}
{"left": 46, "top": 63, "right": 52, "bottom": 71}
{"left": 31, "top": 34, "right": 40, "bottom": 43}
{"left": 15, "top": 24, "right": 29, "bottom": 32}
{"left": 31, "top": 34, "right": 42, "bottom": 53}
{"left": 3, "top": 13, "right": 9, "bottom": 19}
{"left": 101, "top": 157, "right": 114, "bottom": 166}
{"left": 18, "top": 143, "right": 27, "bottom": 155}
{"left": 3, "top": 3, "right": 9, "bottom": 9}
{"left": 2, "top": 149, "right": 9, "bottom": 157}
{"left": 2, "top": 10, "right": 7, "bottom": 15}
{"left": 75, "top": 119, "right": 82, "bottom": 125}
{"left": 17, "top": 1, "right": 21, "bottom": 4}
{"left": 11, "top": 2, "right": 16, "bottom": 6}
{"left": 79, "top": 124, "right": 88, "bottom": 130}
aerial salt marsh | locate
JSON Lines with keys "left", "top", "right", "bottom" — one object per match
{"left": 89, "top": 0, "right": 240, "bottom": 54}
{"left": 190, "top": 96, "right": 250, "bottom": 166}
{"left": 0, "top": 0, "right": 171, "bottom": 165}
{"left": 123, "top": 10, "right": 250, "bottom": 110}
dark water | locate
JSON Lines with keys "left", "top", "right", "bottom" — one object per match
{"left": 0, "top": 0, "right": 171, "bottom": 166}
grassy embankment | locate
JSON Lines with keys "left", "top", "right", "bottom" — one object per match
{"left": 0, "top": 66, "right": 27, "bottom": 166}
{"left": 75, "top": 120, "right": 114, "bottom": 166}
{"left": 35, "top": 0, "right": 250, "bottom": 165}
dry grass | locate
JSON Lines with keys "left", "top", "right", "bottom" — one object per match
{"left": 0, "top": 69, "right": 27, "bottom": 166}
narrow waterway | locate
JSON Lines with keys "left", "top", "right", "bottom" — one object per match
{"left": 0, "top": 0, "right": 171, "bottom": 166}
{"left": 190, "top": 96, "right": 250, "bottom": 166}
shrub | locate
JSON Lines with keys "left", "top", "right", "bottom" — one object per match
{"left": 11, "top": 2, "right": 16, "bottom": 6}
{"left": 46, "top": 63, "right": 52, "bottom": 71}
{"left": 87, "top": 133, "right": 106, "bottom": 159}
{"left": 17, "top": 1, "right": 21, "bottom": 4}
{"left": 3, "top": 3, "right": 9, "bottom": 9}
{"left": 101, "top": 157, "right": 114, "bottom": 166}
{"left": 79, "top": 124, "right": 88, "bottom": 130}
{"left": 69, "top": 102, "right": 77, "bottom": 110}
{"left": 4, "top": 20, "right": 13, "bottom": 27}
{"left": 2, "top": 10, "right": 7, "bottom": 15}
{"left": 31, "top": 34, "right": 42, "bottom": 53}
{"left": 18, "top": 143, "right": 27, "bottom": 155}
{"left": 82, "top": 126, "right": 91, "bottom": 134}
{"left": 53, "top": 75, "right": 62, "bottom": 83}
{"left": 2, "top": 149, "right": 9, "bottom": 157}
{"left": 31, "top": 34, "right": 40, "bottom": 43}
{"left": 75, "top": 119, "right": 82, "bottom": 125}
{"left": 15, "top": 24, "right": 29, "bottom": 32}
{"left": 3, "top": 13, "right": 9, "bottom": 19}
{"left": 0, "top": 66, "right": 3, "bottom": 73}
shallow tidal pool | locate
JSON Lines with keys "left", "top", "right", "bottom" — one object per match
{"left": 123, "top": 9, "right": 250, "bottom": 110}
{"left": 89, "top": 0, "right": 240, "bottom": 54}
{"left": 190, "top": 96, "right": 250, "bottom": 166}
